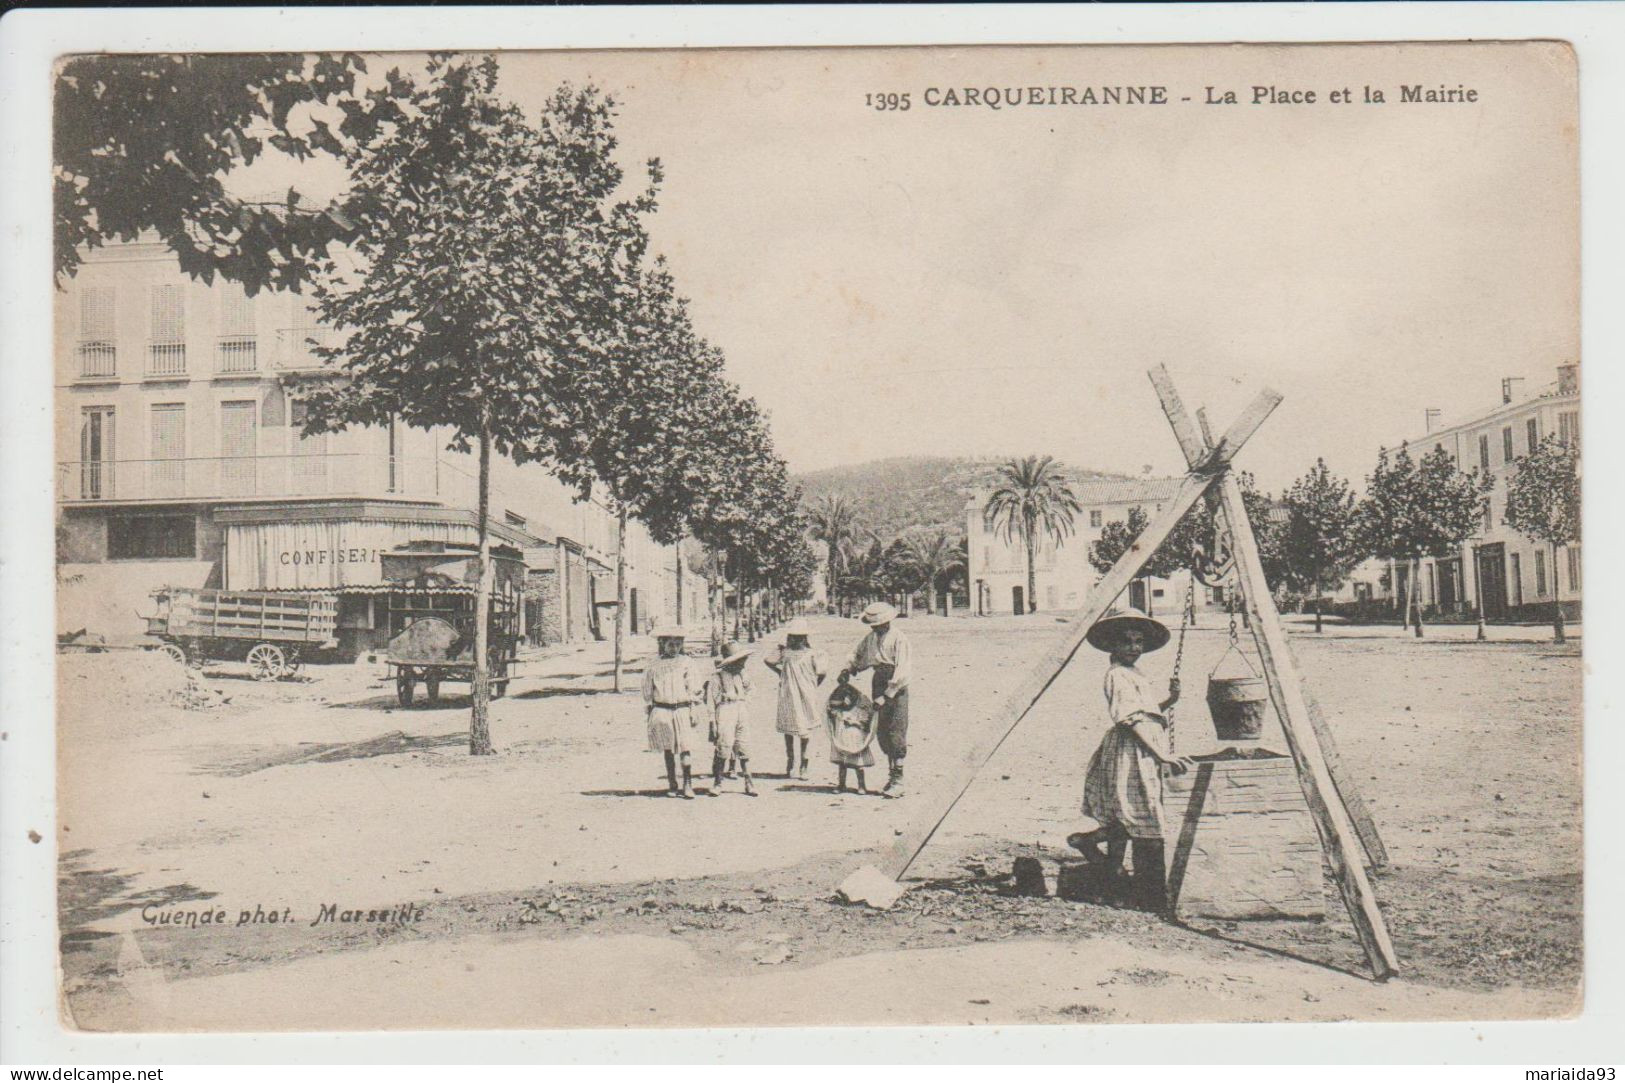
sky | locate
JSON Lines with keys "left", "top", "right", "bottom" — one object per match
{"left": 233, "top": 43, "right": 1578, "bottom": 493}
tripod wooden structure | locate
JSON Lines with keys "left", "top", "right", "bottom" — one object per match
{"left": 852, "top": 365, "right": 1398, "bottom": 981}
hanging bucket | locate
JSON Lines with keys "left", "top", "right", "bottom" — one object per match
{"left": 1206, "top": 675, "right": 1268, "bottom": 741}
{"left": 1205, "top": 639, "right": 1268, "bottom": 742}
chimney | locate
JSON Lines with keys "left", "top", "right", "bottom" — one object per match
{"left": 1501, "top": 377, "right": 1526, "bottom": 405}
{"left": 1424, "top": 408, "right": 1441, "bottom": 434}
{"left": 1557, "top": 363, "right": 1578, "bottom": 396}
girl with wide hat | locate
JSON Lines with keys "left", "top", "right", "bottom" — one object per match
{"left": 763, "top": 618, "right": 828, "bottom": 780}
{"left": 1071, "top": 607, "right": 1194, "bottom": 911}
{"left": 708, "top": 640, "right": 758, "bottom": 797}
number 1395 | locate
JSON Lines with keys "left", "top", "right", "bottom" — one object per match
{"left": 866, "top": 92, "right": 911, "bottom": 111}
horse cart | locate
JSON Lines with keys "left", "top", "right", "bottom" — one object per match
{"left": 144, "top": 588, "right": 338, "bottom": 679}
{"left": 379, "top": 543, "right": 524, "bottom": 707}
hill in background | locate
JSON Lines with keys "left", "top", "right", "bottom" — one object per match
{"left": 793, "top": 455, "right": 1136, "bottom": 539}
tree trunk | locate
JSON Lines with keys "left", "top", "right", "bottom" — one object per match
{"left": 1315, "top": 596, "right": 1324, "bottom": 634}
{"left": 709, "top": 572, "right": 723, "bottom": 656}
{"left": 1474, "top": 548, "right": 1487, "bottom": 641}
{"left": 674, "top": 537, "right": 684, "bottom": 628}
{"left": 1025, "top": 538, "right": 1037, "bottom": 614}
{"left": 1410, "top": 556, "right": 1425, "bottom": 638}
{"left": 1551, "top": 542, "right": 1566, "bottom": 643}
{"left": 469, "top": 416, "right": 494, "bottom": 756}
{"left": 613, "top": 503, "right": 627, "bottom": 692}
{"left": 925, "top": 576, "right": 937, "bottom": 618}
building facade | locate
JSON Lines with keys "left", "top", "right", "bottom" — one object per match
{"left": 55, "top": 238, "right": 704, "bottom": 652}
{"left": 965, "top": 476, "right": 1196, "bottom": 617}
{"left": 1341, "top": 365, "right": 1581, "bottom": 622}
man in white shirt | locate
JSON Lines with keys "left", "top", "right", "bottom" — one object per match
{"left": 838, "top": 601, "right": 913, "bottom": 798}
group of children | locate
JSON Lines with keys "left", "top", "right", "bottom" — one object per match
{"left": 639, "top": 601, "right": 913, "bottom": 800}
{"left": 640, "top": 598, "right": 1186, "bottom": 912}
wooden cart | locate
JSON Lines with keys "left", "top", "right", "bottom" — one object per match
{"left": 379, "top": 544, "right": 524, "bottom": 707}
{"left": 144, "top": 588, "right": 338, "bottom": 679}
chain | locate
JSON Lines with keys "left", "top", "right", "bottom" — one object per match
{"left": 1167, "top": 575, "right": 1196, "bottom": 753}
{"left": 1227, "top": 578, "right": 1241, "bottom": 650}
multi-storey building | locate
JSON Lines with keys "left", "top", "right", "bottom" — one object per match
{"left": 1340, "top": 364, "right": 1581, "bottom": 622}
{"left": 55, "top": 237, "right": 706, "bottom": 653}
{"left": 965, "top": 476, "right": 1195, "bottom": 617}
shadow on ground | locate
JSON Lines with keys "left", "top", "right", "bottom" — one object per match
{"left": 198, "top": 731, "right": 470, "bottom": 776}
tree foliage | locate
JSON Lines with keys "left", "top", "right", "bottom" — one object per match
{"left": 54, "top": 53, "right": 404, "bottom": 292}
{"left": 1358, "top": 443, "right": 1491, "bottom": 636}
{"left": 294, "top": 57, "right": 651, "bottom": 751}
{"left": 1503, "top": 434, "right": 1580, "bottom": 642}
{"left": 1280, "top": 459, "right": 1363, "bottom": 630}
{"left": 899, "top": 528, "right": 965, "bottom": 615}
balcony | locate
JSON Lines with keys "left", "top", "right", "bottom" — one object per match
{"left": 272, "top": 326, "right": 335, "bottom": 372}
{"left": 76, "top": 341, "right": 117, "bottom": 380}
{"left": 216, "top": 336, "right": 259, "bottom": 374}
{"left": 147, "top": 341, "right": 187, "bottom": 378}
{"left": 57, "top": 453, "right": 477, "bottom": 506}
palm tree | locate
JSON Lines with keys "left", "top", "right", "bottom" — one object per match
{"left": 808, "top": 493, "right": 857, "bottom": 613}
{"left": 983, "top": 455, "right": 1083, "bottom": 614}
{"left": 901, "top": 529, "right": 965, "bottom": 616}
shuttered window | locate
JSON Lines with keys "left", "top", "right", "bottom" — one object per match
{"left": 150, "top": 404, "right": 186, "bottom": 495}
{"left": 220, "top": 284, "right": 255, "bottom": 336}
{"left": 150, "top": 286, "right": 185, "bottom": 341}
{"left": 1558, "top": 411, "right": 1579, "bottom": 448}
{"left": 1502, "top": 426, "right": 1514, "bottom": 463}
{"left": 148, "top": 285, "right": 187, "bottom": 375}
{"left": 1566, "top": 546, "right": 1581, "bottom": 592}
{"left": 77, "top": 287, "right": 118, "bottom": 377}
{"left": 1526, "top": 418, "right": 1539, "bottom": 452}
{"left": 1534, "top": 549, "right": 1547, "bottom": 597}
{"left": 80, "top": 287, "right": 116, "bottom": 338}
{"left": 1478, "top": 434, "right": 1490, "bottom": 470}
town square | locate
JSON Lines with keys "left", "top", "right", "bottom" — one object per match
{"left": 31, "top": 39, "right": 1585, "bottom": 1035}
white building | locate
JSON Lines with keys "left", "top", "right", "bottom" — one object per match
{"left": 965, "top": 476, "right": 1195, "bottom": 617}
{"left": 55, "top": 237, "right": 706, "bottom": 653}
{"left": 1342, "top": 364, "right": 1581, "bottom": 622}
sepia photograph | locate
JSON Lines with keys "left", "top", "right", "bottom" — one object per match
{"left": 24, "top": 31, "right": 1592, "bottom": 1040}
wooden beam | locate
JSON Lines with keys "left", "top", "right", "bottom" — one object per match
{"left": 881, "top": 467, "right": 1223, "bottom": 881}
{"left": 1150, "top": 367, "right": 1387, "bottom": 870}
{"left": 1303, "top": 678, "right": 1390, "bottom": 869}
{"left": 1213, "top": 469, "right": 1399, "bottom": 980}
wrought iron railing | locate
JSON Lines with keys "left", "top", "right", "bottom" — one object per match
{"left": 272, "top": 327, "right": 334, "bottom": 371}
{"left": 147, "top": 341, "right": 187, "bottom": 377}
{"left": 216, "top": 336, "right": 259, "bottom": 373}
{"left": 77, "top": 341, "right": 117, "bottom": 378}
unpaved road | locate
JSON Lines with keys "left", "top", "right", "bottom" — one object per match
{"left": 54, "top": 612, "right": 1582, "bottom": 1029}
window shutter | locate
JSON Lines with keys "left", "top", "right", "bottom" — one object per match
{"left": 80, "top": 287, "right": 115, "bottom": 339}
{"left": 220, "top": 285, "right": 256, "bottom": 337}
{"left": 150, "top": 285, "right": 185, "bottom": 342}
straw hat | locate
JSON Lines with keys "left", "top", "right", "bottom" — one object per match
{"left": 1085, "top": 607, "right": 1171, "bottom": 653}
{"left": 860, "top": 601, "right": 899, "bottom": 626}
{"left": 783, "top": 618, "right": 812, "bottom": 637}
{"left": 716, "top": 640, "right": 752, "bottom": 667}
{"left": 652, "top": 623, "right": 687, "bottom": 640}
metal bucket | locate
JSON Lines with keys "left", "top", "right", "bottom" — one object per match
{"left": 1206, "top": 675, "right": 1268, "bottom": 741}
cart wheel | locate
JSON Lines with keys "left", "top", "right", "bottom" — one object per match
{"left": 396, "top": 673, "right": 416, "bottom": 708}
{"left": 158, "top": 643, "right": 187, "bottom": 667}
{"left": 247, "top": 643, "right": 286, "bottom": 681}
{"left": 424, "top": 676, "right": 440, "bottom": 704}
